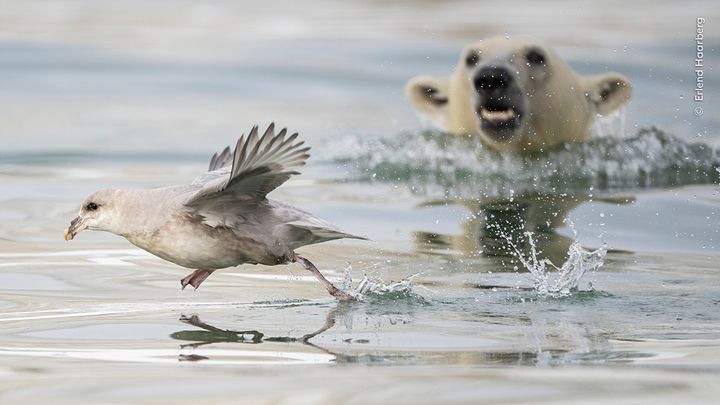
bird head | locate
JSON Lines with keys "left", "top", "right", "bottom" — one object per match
{"left": 64, "top": 189, "right": 124, "bottom": 240}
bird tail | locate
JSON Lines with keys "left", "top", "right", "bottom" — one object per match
{"left": 282, "top": 223, "right": 368, "bottom": 249}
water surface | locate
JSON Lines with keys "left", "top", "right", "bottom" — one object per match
{"left": 0, "top": 1, "right": 719, "bottom": 403}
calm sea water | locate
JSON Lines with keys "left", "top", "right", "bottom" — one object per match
{"left": 0, "top": 1, "right": 719, "bottom": 403}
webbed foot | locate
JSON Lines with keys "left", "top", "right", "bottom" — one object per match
{"left": 180, "top": 269, "right": 212, "bottom": 290}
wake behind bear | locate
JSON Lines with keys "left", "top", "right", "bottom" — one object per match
{"left": 405, "top": 36, "right": 632, "bottom": 153}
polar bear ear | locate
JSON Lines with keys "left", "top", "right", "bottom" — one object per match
{"left": 405, "top": 75, "right": 450, "bottom": 125}
{"left": 585, "top": 73, "right": 632, "bottom": 115}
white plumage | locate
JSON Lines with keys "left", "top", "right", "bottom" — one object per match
{"left": 64, "top": 124, "right": 364, "bottom": 300}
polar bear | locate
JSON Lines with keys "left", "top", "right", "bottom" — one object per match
{"left": 405, "top": 36, "right": 632, "bottom": 152}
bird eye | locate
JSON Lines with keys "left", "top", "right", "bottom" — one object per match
{"left": 525, "top": 48, "right": 546, "bottom": 65}
{"left": 86, "top": 202, "right": 99, "bottom": 211}
{"left": 465, "top": 51, "right": 480, "bottom": 67}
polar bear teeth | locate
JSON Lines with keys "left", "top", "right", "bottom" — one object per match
{"left": 480, "top": 107, "right": 516, "bottom": 121}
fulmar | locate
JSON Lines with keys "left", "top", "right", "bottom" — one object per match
{"left": 63, "top": 123, "right": 365, "bottom": 301}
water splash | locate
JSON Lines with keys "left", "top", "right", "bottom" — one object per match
{"left": 499, "top": 227, "right": 606, "bottom": 297}
{"left": 341, "top": 265, "right": 423, "bottom": 302}
{"left": 325, "top": 127, "right": 720, "bottom": 198}
{"left": 354, "top": 273, "right": 421, "bottom": 300}
{"left": 592, "top": 104, "right": 628, "bottom": 139}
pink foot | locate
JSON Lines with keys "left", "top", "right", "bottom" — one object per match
{"left": 180, "top": 269, "right": 212, "bottom": 290}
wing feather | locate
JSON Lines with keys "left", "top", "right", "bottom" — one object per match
{"left": 208, "top": 146, "right": 232, "bottom": 171}
{"left": 185, "top": 123, "right": 310, "bottom": 207}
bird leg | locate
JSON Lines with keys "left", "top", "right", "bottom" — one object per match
{"left": 180, "top": 269, "right": 213, "bottom": 290}
{"left": 294, "top": 255, "right": 358, "bottom": 301}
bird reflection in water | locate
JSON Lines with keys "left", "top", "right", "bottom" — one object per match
{"left": 170, "top": 304, "right": 640, "bottom": 367}
{"left": 172, "top": 303, "right": 353, "bottom": 363}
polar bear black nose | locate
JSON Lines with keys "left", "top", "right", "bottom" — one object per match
{"left": 474, "top": 66, "right": 513, "bottom": 94}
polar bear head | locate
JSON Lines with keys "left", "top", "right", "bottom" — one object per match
{"left": 405, "top": 36, "right": 632, "bottom": 152}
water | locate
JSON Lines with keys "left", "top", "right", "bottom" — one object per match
{"left": 327, "top": 127, "right": 720, "bottom": 198}
{"left": 1, "top": 1, "right": 720, "bottom": 403}
{"left": 496, "top": 226, "right": 607, "bottom": 297}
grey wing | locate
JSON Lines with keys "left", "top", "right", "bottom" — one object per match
{"left": 208, "top": 146, "right": 233, "bottom": 171}
{"left": 184, "top": 123, "right": 310, "bottom": 207}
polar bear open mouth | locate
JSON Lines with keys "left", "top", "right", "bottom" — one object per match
{"left": 479, "top": 106, "right": 517, "bottom": 123}
{"left": 476, "top": 101, "right": 524, "bottom": 139}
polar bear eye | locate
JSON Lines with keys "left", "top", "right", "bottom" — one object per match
{"left": 525, "top": 48, "right": 546, "bottom": 66}
{"left": 465, "top": 51, "right": 481, "bottom": 67}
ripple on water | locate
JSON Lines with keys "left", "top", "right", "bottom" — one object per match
{"left": 0, "top": 273, "right": 77, "bottom": 291}
{"left": 0, "top": 346, "right": 334, "bottom": 365}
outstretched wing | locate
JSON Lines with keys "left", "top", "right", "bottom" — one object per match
{"left": 184, "top": 123, "right": 310, "bottom": 207}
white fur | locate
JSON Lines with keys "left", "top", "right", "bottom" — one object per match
{"left": 406, "top": 36, "right": 632, "bottom": 153}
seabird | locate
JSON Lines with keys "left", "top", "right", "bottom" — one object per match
{"left": 64, "top": 123, "right": 364, "bottom": 301}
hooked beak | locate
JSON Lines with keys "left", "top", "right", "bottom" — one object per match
{"left": 64, "top": 216, "right": 87, "bottom": 241}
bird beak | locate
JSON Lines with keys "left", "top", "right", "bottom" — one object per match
{"left": 64, "top": 216, "right": 87, "bottom": 241}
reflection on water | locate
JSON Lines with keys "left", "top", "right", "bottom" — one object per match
{"left": 414, "top": 192, "right": 631, "bottom": 263}
{"left": 174, "top": 304, "right": 348, "bottom": 363}
{"left": 413, "top": 193, "right": 630, "bottom": 296}
{"left": 175, "top": 304, "right": 342, "bottom": 347}
{"left": 167, "top": 300, "right": 679, "bottom": 368}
